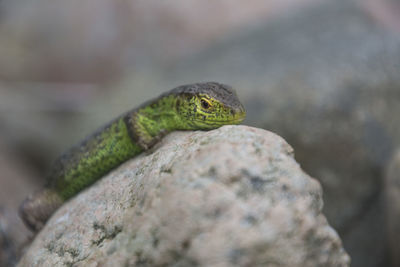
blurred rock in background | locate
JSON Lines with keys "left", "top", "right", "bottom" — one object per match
{"left": 0, "top": 138, "right": 40, "bottom": 266}
{"left": 0, "top": 0, "right": 318, "bottom": 82}
{"left": 385, "top": 149, "right": 400, "bottom": 267}
{"left": 0, "top": 0, "right": 399, "bottom": 266}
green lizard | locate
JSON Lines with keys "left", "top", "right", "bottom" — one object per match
{"left": 20, "top": 82, "right": 246, "bottom": 231}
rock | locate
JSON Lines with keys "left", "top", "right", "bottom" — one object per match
{"left": 385, "top": 149, "right": 400, "bottom": 267}
{"left": 18, "top": 126, "right": 349, "bottom": 267}
{"left": 0, "top": 0, "right": 313, "bottom": 82}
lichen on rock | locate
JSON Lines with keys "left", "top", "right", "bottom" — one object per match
{"left": 18, "top": 125, "right": 350, "bottom": 267}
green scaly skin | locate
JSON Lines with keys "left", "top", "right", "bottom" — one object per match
{"left": 20, "top": 82, "right": 246, "bottom": 231}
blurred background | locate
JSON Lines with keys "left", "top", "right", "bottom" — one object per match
{"left": 1, "top": 0, "right": 400, "bottom": 266}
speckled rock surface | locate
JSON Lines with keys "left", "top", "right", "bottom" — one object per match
{"left": 18, "top": 126, "right": 349, "bottom": 267}
{"left": 385, "top": 149, "right": 400, "bottom": 267}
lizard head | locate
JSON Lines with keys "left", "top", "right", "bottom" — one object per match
{"left": 172, "top": 82, "right": 246, "bottom": 129}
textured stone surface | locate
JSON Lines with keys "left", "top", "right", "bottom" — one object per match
{"left": 18, "top": 126, "right": 349, "bottom": 267}
{"left": 385, "top": 149, "right": 400, "bottom": 267}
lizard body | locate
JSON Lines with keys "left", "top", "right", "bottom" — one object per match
{"left": 20, "top": 82, "right": 246, "bottom": 231}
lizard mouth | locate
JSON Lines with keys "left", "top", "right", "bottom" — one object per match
{"left": 195, "top": 112, "right": 246, "bottom": 126}
{"left": 211, "top": 118, "right": 244, "bottom": 124}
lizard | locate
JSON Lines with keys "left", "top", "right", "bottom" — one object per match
{"left": 19, "top": 82, "right": 246, "bottom": 232}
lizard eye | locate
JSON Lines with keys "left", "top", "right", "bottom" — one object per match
{"left": 201, "top": 99, "right": 211, "bottom": 109}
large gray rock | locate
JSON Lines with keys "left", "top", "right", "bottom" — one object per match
{"left": 385, "top": 149, "right": 400, "bottom": 267}
{"left": 18, "top": 126, "right": 349, "bottom": 267}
